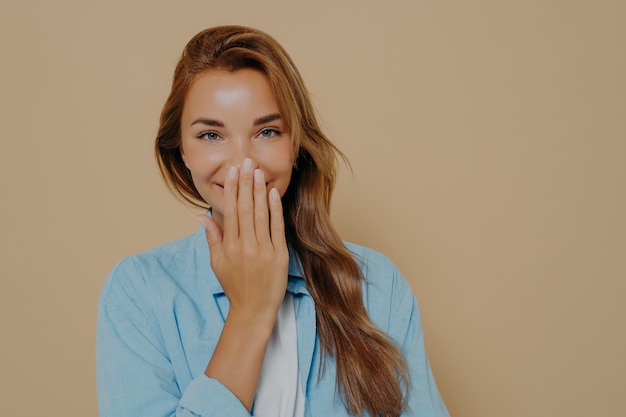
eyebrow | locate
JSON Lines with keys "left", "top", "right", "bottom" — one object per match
{"left": 254, "top": 113, "right": 281, "bottom": 125}
{"left": 190, "top": 118, "right": 225, "bottom": 128}
{"left": 189, "top": 113, "right": 282, "bottom": 128}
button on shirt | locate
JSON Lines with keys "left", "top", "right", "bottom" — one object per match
{"left": 96, "top": 227, "right": 450, "bottom": 417}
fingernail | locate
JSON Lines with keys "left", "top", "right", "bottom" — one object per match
{"left": 228, "top": 166, "right": 238, "bottom": 179}
{"left": 243, "top": 158, "right": 253, "bottom": 173}
{"left": 270, "top": 188, "right": 280, "bottom": 201}
{"left": 254, "top": 169, "right": 263, "bottom": 183}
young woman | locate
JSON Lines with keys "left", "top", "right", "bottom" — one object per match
{"left": 96, "top": 25, "right": 449, "bottom": 417}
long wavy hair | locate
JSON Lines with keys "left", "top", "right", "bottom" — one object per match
{"left": 156, "top": 25, "right": 408, "bottom": 417}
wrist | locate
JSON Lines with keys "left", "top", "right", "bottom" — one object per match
{"left": 226, "top": 305, "right": 278, "bottom": 336}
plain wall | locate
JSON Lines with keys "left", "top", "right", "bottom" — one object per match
{"left": 1, "top": 1, "right": 624, "bottom": 416}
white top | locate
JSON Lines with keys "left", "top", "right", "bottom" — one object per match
{"left": 252, "top": 293, "right": 305, "bottom": 417}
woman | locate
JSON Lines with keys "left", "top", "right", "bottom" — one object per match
{"left": 96, "top": 25, "right": 449, "bottom": 417}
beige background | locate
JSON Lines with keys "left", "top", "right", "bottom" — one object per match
{"left": 1, "top": 1, "right": 624, "bottom": 416}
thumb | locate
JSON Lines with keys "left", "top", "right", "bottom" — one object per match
{"left": 198, "top": 214, "right": 222, "bottom": 254}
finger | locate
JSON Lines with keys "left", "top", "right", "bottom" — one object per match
{"left": 222, "top": 165, "right": 239, "bottom": 241}
{"left": 253, "top": 169, "right": 271, "bottom": 245}
{"left": 238, "top": 158, "right": 257, "bottom": 245}
{"left": 268, "top": 187, "right": 287, "bottom": 250}
{"left": 199, "top": 214, "right": 223, "bottom": 257}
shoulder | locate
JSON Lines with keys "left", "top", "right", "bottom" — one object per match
{"left": 344, "top": 241, "right": 407, "bottom": 290}
{"left": 134, "top": 229, "right": 203, "bottom": 261}
{"left": 344, "top": 241, "right": 397, "bottom": 270}
{"left": 99, "top": 229, "right": 206, "bottom": 305}
{"left": 343, "top": 242, "right": 418, "bottom": 334}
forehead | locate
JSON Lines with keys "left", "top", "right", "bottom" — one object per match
{"left": 182, "top": 69, "right": 280, "bottom": 119}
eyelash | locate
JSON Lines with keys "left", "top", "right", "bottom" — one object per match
{"left": 196, "top": 128, "right": 281, "bottom": 141}
{"left": 197, "top": 131, "right": 221, "bottom": 141}
{"left": 258, "top": 128, "right": 281, "bottom": 138}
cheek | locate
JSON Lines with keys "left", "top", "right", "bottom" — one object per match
{"left": 263, "top": 153, "right": 294, "bottom": 196}
{"left": 261, "top": 157, "right": 293, "bottom": 185}
{"left": 185, "top": 148, "right": 224, "bottom": 176}
{"left": 258, "top": 143, "right": 294, "bottom": 173}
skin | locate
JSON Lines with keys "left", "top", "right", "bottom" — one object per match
{"left": 179, "top": 69, "right": 294, "bottom": 411}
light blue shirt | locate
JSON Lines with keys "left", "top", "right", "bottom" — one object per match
{"left": 96, "top": 227, "right": 450, "bottom": 417}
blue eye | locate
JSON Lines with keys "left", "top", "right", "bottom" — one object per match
{"left": 198, "top": 131, "right": 220, "bottom": 141}
{"left": 258, "top": 128, "right": 280, "bottom": 138}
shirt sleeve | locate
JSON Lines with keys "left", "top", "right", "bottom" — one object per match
{"left": 385, "top": 261, "right": 451, "bottom": 417}
{"left": 96, "top": 258, "right": 251, "bottom": 417}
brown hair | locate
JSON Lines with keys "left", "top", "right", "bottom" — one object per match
{"left": 156, "top": 25, "right": 408, "bottom": 417}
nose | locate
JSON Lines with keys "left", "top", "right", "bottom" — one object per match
{"left": 228, "top": 138, "right": 256, "bottom": 168}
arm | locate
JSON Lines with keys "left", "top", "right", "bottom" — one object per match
{"left": 199, "top": 163, "right": 289, "bottom": 411}
{"left": 96, "top": 259, "right": 251, "bottom": 417}
{"left": 389, "top": 269, "right": 450, "bottom": 417}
